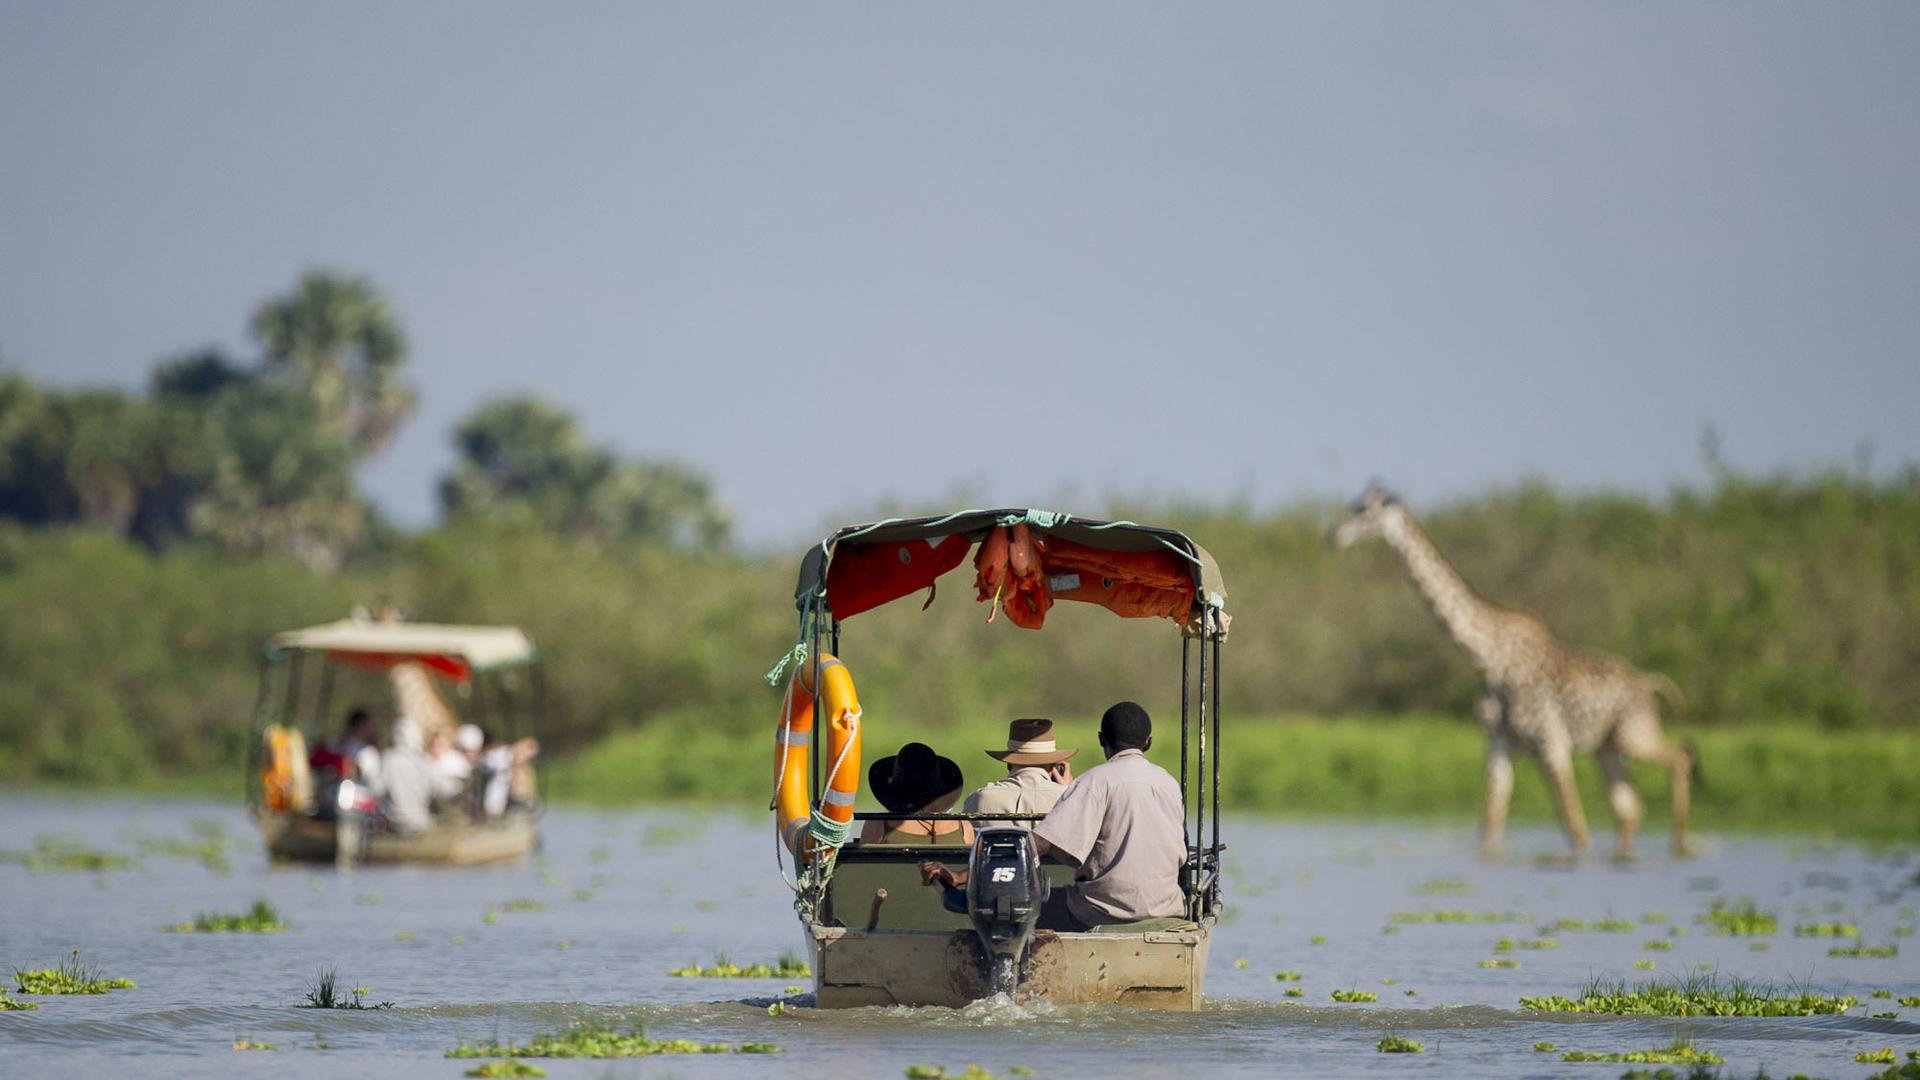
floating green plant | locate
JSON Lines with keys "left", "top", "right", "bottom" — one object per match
{"left": 1493, "top": 936, "right": 1515, "bottom": 953}
{"left": 1640, "top": 911, "right": 1668, "bottom": 923}
{"left": 1284, "top": 987, "right": 1303, "bottom": 997}
{"left": 1560, "top": 1036, "right": 1722, "bottom": 1065}
{"left": 1375, "top": 1035, "right": 1424, "bottom": 1053}
{"left": 1698, "top": 898, "right": 1777, "bottom": 936}
{"left": 0, "top": 992, "right": 37, "bottom": 1010}
{"left": 1873, "top": 1011, "right": 1898, "bottom": 1019}
{"left": 1796, "top": 921, "right": 1860, "bottom": 937}
{"left": 465, "top": 1062, "right": 545, "bottom": 1078}
{"left": 903, "top": 1066, "right": 1007, "bottom": 1080}
{"left": 1748, "top": 942, "right": 1770, "bottom": 951}
{"left": 783, "top": 985, "right": 804, "bottom": 994}
{"left": 1519, "top": 938, "right": 1558, "bottom": 950}
{"left": 14, "top": 951, "right": 135, "bottom": 994}
{"left": 1901, "top": 996, "right": 1920, "bottom": 1007}
{"left": 1478, "top": 958, "right": 1519, "bottom": 968}
{"left": 130, "top": 827, "right": 231, "bottom": 874}
{"left": 1519, "top": 973, "right": 1856, "bottom": 1016}
{"left": 0, "top": 836, "right": 135, "bottom": 873}
{"left": 1642, "top": 939, "right": 1674, "bottom": 951}
{"left": 447, "top": 1022, "right": 779, "bottom": 1058}
{"left": 1331, "top": 988, "right": 1377, "bottom": 1002}
{"left": 669, "top": 951, "right": 810, "bottom": 978}
{"left": 1308, "top": 934, "right": 1326, "bottom": 945}
{"left": 1828, "top": 942, "right": 1897, "bottom": 958}
{"left": 1857, "top": 1049, "right": 1897, "bottom": 1064}
{"left": 1634, "top": 960, "right": 1657, "bottom": 970}
{"left": 1413, "top": 876, "right": 1473, "bottom": 897}
{"left": 1532, "top": 1042, "right": 1556, "bottom": 1052}
{"left": 395, "top": 930, "right": 417, "bottom": 941}
{"left": 163, "top": 899, "right": 288, "bottom": 933}
{"left": 232, "top": 1039, "right": 277, "bottom": 1051}
{"left": 500, "top": 899, "right": 550, "bottom": 913}
{"left": 1233, "top": 958, "right": 1249, "bottom": 967}
{"left": 1874, "top": 990, "right": 1893, "bottom": 998}
{"left": 1390, "top": 909, "right": 1530, "bottom": 925}
{"left": 1273, "top": 971, "right": 1302, "bottom": 981}
{"left": 299, "top": 967, "right": 392, "bottom": 1010}
{"left": 1541, "top": 916, "right": 1636, "bottom": 933}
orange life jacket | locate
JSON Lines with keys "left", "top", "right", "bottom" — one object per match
{"left": 973, "top": 524, "right": 1053, "bottom": 629}
{"left": 1040, "top": 536, "right": 1195, "bottom": 621}
{"left": 825, "top": 533, "right": 972, "bottom": 619}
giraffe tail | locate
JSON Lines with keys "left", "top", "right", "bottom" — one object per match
{"left": 1645, "top": 673, "right": 1687, "bottom": 717}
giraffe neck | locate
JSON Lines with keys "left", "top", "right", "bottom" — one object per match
{"left": 390, "top": 661, "right": 458, "bottom": 739}
{"left": 1381, "top": 510, "right": 1507, "bottom": 676}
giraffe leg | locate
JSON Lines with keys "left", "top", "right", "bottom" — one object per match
{"left": 1538, "top": 745, "right": 1590, "bottom": 857}
{"left": 1597, "top": 742, "right": 1642, "bottom": 859}
{"left": 1481, "top": 733, "right": 1514, "bottom": 860}
{"left": 1617, "top": 717, "right": 1696, "bottom": 856}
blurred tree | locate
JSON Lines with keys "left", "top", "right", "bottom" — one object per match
{"left": 440, "top": 395, "right": 730, "bottom": 547}
{"left": 250, "top": 269, "right": 415, "bottom": 455}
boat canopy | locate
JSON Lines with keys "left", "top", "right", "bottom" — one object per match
{"left": 266, "top": 620, "right": 539, "bottom": 682}
{"left": 794, "top": 508, "right": 1228, "bottom": 633}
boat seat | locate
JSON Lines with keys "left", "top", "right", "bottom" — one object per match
{"left": 822, "top": 844, "right": 1077, "bottom": 932}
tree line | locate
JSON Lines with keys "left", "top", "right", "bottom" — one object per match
{"left": 0, "top": 270, "right": 726, "bottom": 571}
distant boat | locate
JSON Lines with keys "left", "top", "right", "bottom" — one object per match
{"left": 248, "top": 614, "right": 546, "bottom": 868}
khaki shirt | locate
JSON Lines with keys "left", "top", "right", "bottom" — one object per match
{"left": 963, "top": 766, "right": 1068, "bottom": 824}
{"left": 1032, "top": 749, "right": 1186, "bottom": 925}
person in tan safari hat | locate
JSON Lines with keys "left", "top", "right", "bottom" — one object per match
{"left": 961, "top": 718, "right": 1078, "bottom": 825}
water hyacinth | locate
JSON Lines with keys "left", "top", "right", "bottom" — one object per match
{"left": 162, "top": 899, "right": 287, "bottom": 933}
{"left": 668, "top": 951, "right": 809, "bottom": 978}
{"left": 1375, "top": 1036, "right": 1424, "bottom": 1053}
{"left": 1520, "top": 973, "right": 1856, "bottom": 1016}
{"left": 447, "top": 1022, "right": 779, "bottom": 1058}
{"left": 1560, "top": 1037, "right": 1723, "bottom": 1065}
{"left": 14, "top": 951, "right": 135, "bottom": 994}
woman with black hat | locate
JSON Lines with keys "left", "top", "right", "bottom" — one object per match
{"left": 859, "top": 742, "right": 974, "bottom": 845}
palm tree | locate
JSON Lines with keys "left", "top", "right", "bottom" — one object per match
{"left": 250, "top": 270, "right": 415, "bottom": 456}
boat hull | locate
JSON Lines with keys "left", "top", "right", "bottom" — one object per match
{"left": 254, "top": 808, "right": 537, "bottom": 866}
{"left": 806, "top": 916, "right": 1213, "bottom": 1010}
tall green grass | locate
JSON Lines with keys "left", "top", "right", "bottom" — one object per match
{"left": 549, "top": 713, "right": 1920, "bottom": 843}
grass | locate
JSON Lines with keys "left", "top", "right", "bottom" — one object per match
{"left": 162, "top": 899, "right": 287, "bottom": 933}
{"left": 1560, "top": 1036, "right": 1723, "bottom": 1065}
{"left": 1375, "top": 1036, "right": 1424, "bottom": 1053}
{"left": 550, "top": 714, "right": 1920, "bottom": 842}
{"left": 1828, "top": 942, "right": 1898, "bottom": 958}
{"left": 465, "top": 1063, "right": 546, "bottom": 1078}
{"left": 447, "top": 1022, "right": 779, "bottom": 1058}
{"left": 0, "top": 836, "right": 135, "bottom": 873}
{"left": 668, "top": 950, "right": 810, "bottom": 978}
{"left": 13, "top": 951, "right": 135, "bottom": 994}
{"left": 1519, "top": 972, "right": 1855, "bottom": 1016}
{"left": 299, "top": 967, "right": 392, "bottom": 1010}
{"left": 1698, "top": 898, "right": 1778, "bottom": 936}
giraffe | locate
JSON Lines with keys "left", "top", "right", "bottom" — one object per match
{"left": 1333, "top": 485, "right": 1694, "bottom": 858}
{"left": 388, "top": 660, "right": 461, "bottom": 746}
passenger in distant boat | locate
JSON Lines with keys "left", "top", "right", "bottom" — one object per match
{"left": 962, "top": 718, "right": 1076, "bottom": 826}
{"left": 379, "top": 718, "right": 434, "bottom": 833}
{"left": 426, "top": 727, "right": 472, "bottom": 807}
{"left": 860, "top": 742, "right": 975, "bottom": 845}
{"left": 922, "top": 702, "right": 1186, "bottom": 931}
{"left": 308, "top": 706, "right": 378, "bottom": 780}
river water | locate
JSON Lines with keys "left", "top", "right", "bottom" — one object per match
{"left": 2, "top": 793, "right": 1915, "bottom": 1079}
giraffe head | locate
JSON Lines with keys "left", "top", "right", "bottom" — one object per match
{"left": 1332, "top": 483, "right": 1403, "bottom": 548}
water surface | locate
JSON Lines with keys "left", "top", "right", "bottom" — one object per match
{"left": 2, "top": 793, "right": 1915, "bottom": 1078}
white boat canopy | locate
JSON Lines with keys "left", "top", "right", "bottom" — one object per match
{"left": 266, "top": 619, "right": 538, "bottom": 680}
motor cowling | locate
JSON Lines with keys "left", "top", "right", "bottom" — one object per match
{"left": 965, "top": 827, "right": 1047, "bottom": 995}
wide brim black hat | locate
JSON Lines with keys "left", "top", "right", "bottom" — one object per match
{"left": 868, "top": 741, "right": 964, "bottom": 815}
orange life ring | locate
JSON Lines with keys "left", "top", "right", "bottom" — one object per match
{"left": 260, "top": 724, "right": 312, "bottom": 812}
{"left": 774, "top": 653, "right": 863, "bottom": 859}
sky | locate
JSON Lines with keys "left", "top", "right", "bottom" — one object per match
{"left": 3, "top": 3, "right": 1916, "bottom": 549}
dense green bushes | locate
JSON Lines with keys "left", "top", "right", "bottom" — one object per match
{"left": 2, "top": 468, "right": 1916, "bottom": 793}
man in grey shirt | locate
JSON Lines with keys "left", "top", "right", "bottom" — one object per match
{"left": 962, "top": 718, "right": 1077, "bottom": 825}
{"left": 924, "top": 701, "right": 1187, "bottom": 931}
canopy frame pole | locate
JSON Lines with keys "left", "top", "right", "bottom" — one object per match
{"left": 1209, "top": 612, "right": 1222, "bottom": 913}
{"left": 1195, "top": 608, "right": 1208, "bottom": 907}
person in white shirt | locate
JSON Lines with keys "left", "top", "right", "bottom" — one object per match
{"left": 962, "top": 718, "right": 1076, "bottom": 826}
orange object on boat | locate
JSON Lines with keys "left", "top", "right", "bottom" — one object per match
{"left": 973, "top": 524, "right": 1054, "bottom": 629}
{"left": 826, "top": 534, "right": 971, "bottom": 619}
{"left": 1041, "top": 536, "right": 1195, "bottom": 621}
{"left": 774, "top": 653, "right": 863, "bottom": 859}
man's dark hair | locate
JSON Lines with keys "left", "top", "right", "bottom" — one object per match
{"left": 345, "top": 707, "right": 373, "bottom": 733}
{"left": 1099, "top": 701, "right": 1152, "bottom": 751}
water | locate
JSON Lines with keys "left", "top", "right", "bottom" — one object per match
{"left": 2, "top": 792, "right": 1915, "bottom": 1078}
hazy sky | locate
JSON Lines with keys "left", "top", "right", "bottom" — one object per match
{"left": 4, "top": 3, "right": 1916, "bottom": 548}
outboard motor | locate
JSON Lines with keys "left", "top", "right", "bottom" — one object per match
{"left": 965, "top": 827, "right": 1047, "bottom": 996}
